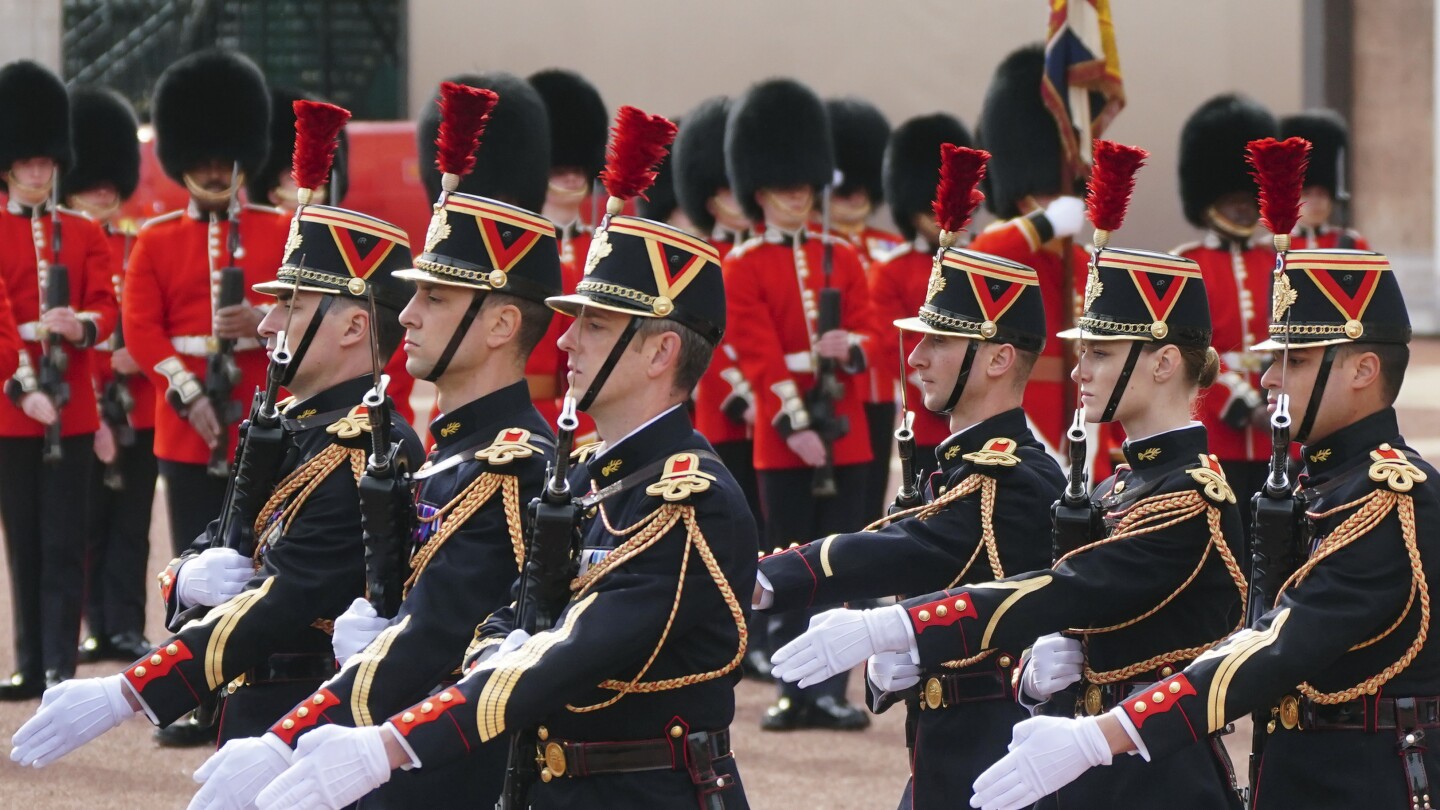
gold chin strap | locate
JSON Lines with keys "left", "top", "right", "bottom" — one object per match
{"left": 69, "top": 198, "right": 121, "bottom": 221}
{"left": 546, "top": 181, "right": 588, "bottom": 202}
{"left": 6, "top": 172, "right": 54, "bottom": 200}
{"left": 183, "top": 172, "right": 245, "bottom": 206}
{"left": 1206, "top": 207, "right": 1258, "bottom": 241}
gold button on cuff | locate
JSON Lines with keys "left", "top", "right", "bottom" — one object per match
{"left": 1133, "top": 701, "right": 1147, "bottom": 712}
{"left": 935, "top": 605, "right": 948, "bottom": 618}
{"left": 314, "top": 694, "right": 326, "bottom": 704}
{"left": 296, "top": 707, "right": 309, "bottom": 718}
{"left": 1152, "top": 691, "right": 1165, "bottom": 703}
{"left": 918, "top": 610, "right": 931, "bottom": 622}
{"left": 166, "top": 644, "right": 179, "bottom": 656}
{"left": 955, "top": 599, "right": 967, "bottom": 612}
{"left": 440, "top": 692, "right": 454, "bottom": 703}
{"left": 1168, "top": 682, "right": 1182, "bottom": 694}
{"left": 421, "top": 702, "right": 434, "bottom": 714}
{"left": 401, "top": 712, "right": 415, "bottom": 723}
{"left": 134, "top": 666, "right": 146, "bottom": 678}
{"left": 150, "top": 654, "right": 163, "bottom": 666}
{"left": 282, "top": 719, "right": 295, "bottom": 730}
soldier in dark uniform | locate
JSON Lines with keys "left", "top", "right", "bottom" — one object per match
{"left": 1280, "top": 110, "right": 1371, "bottom": 250}
{"left": 186, "top": 79, "right": 564, "bottom": 810}
{"left": 756, "top": 226, "right": 1062, "bottom": 806}
{"left": 775, "top": 235, "right": 1249, "bottom": 810}
{"left": 723, "top": 78, "right": 876, "bottom": 731}
{"left": 245, "top": 107, "right": 758, "bottom": 810}
{"left": 968, "top": 249, "right": 1437, "bottom": 810}
{"left": 10, "top": 167, "right": 423, "bottom": 764}
{"left": 62, "top": 85, "right": 157, "bottom": 666}
{"left": 0, "top": 60, "right": 120, "bottom": 699}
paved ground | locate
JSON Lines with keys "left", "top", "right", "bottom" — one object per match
{"left": 2, "top": 339, "right": 1438, "bottom": 808}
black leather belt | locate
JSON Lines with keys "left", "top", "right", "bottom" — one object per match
{"left": 536, "top": 727, "right": 731, "bottom": 781}
{"left": 919, "top": 668, "right": 1014, "bottom": 710}
{"left": 1291, "top": 694, "right": 1440, "bottom": 732}
{"left": 241, "top": 653, "right": 337, "bottom": 686}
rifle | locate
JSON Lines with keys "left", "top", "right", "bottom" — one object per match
{"left": 358, "top": 292, "right": 412, "bottom": 618}
{"left": 39, "top": 258, "right": 71, "bottom": 465}
{"left": 99, "top": 318, "right": 137, "bottom": 490}
{"left": 807, "top": 286, "right": 846, "bottom": 498}
{"left": 205, "top": 265, "right": 246, "bottom": 477}
{"left": 890, "top": 334, "right": 922, "bottom": 513}
{"left": 1051, "top": 408, "right": 1096, "bottom": 560}
{"left": 497, "top": 397, "right": 582, "bottom": 810}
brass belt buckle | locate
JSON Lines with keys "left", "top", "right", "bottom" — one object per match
{"left": 539, "top": 741, "right": 567, "bottom": 782}
{"left": 1278, "top": 695, "right": 1300, "bottom": 730}
{"left": 923, "top": 677, "right": 944, "bottom": 710}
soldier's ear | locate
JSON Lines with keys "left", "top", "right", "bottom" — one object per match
{"left": 484, "top": 302, "right": 522, "bottom": 349}
{"left": 336, "top": 302, "right": 368, "bottom": 348}
{"left": 1345, "top": 348, "right": 1383, "bottom": 394}
{"left": 1150, "top": 344, "right": 1182, "bottom": 385}
{"left": 986, "top": 342, "right": 1017, "bottom": 379}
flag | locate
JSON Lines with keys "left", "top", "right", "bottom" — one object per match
{"left": 1042, "top": 0, "right": 1125, "bottom": 173}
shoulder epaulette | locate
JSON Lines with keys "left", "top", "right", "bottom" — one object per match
{"left": 56, "top": 205, "right": 87, "bottom": 219}
{"left": 726, "top": 235, "right": 765, "bottom": 259}
{"left": 244, "top": 203, "right": 286, "bottom": 216}
{"left": 873, "top": 243, "right": 914, "bottom": 265}
{"left": 1368, "top": 444, "right": 1428, "bottom": 493}
{"left": 473, "top": 427, "right": 543, "bottom": 467}
{"left": 325, "top": 405, "right": 372, "bottom": 440}
{"left": 571, "top": 441, "right": 603, "bottom": 464}
{"left": 1168, "top": 239, "right": 1204, "bottom": 256}
{"left": 139, "top": 209, "right": 185, "bottom": 230}
{"left": 116, "top": 218, "right": 141, "bottom": 236}
{"left": 644, "top": 452, "right": 719, "bottom": 502}
{"left": 962, "top": 437, "right": 1022, "bottom": 468}
{"left": 1186, "top": 453, "right": 1236, "bottom": 504}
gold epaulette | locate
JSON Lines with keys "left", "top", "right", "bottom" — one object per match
{"left": 962, "top": 438, "right": 1022, "bottom": 467}
{"left": 644, "top": 452, "right": 718, "bottom": 502}
{"left": 139, "top": 209, "right": 184, "bottom": 230}
{"left": 571, "top": 441, "right": 603, "bottom": 464}
{"left": 325, "top": 405, "right": 372, "bottom": 439}
{"left": 1369, "top": 444, "right": 1428, "bottom": 493}
{"left": 1186, "top": 453, "right": 1236, "bottom": 504}
{"left": 473, "top": 427, "right": 542, "bottom": 466}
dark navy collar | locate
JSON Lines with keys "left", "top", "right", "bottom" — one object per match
{"left": 587, "top": 405, "right": 694, "bottom": 489}
{"left": 428, "top": 380, "right": 535, "bottom": 451}
{"left": 1122, "top": 424, "right": 1208, "bottom": 472}
{"left": 6, "top": 199, "right": 48, "bottom": 217}
{"left": 1301, "top": 407, "right": 1403, "bottom": 482}
{"left": 281, "top": 376, "right": 373, "bottom": 424}
{"left": 934, "top": 408, "right": 1032, "bottom": 475}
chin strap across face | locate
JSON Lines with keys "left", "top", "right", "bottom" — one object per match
{"left": 939, "top": 340, "right": 980, "bottom": 414}
{"left": 422, "top": 291, "right": 487, "bottom": 383}
{"left": 576, "top": 314, "right": 642, "bottom": 412}
{"left": 277, "top": 294, "right": 335, "bottom": 387}
{"left": 1294, "top": 343, "right": 1340, "bottom": 444}
{"left": 1098, "top": 342, "right": 1145, "bottom": 424}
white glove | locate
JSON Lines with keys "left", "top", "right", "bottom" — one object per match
{"left": 866, "top": 651, "right": 921, "bottom": 694}
{"left": 1019, "top": 633, "right": 1084, "bottom": 704}
{"left": 177, "top": 548, "right": 254, "bottom": 608}
{"left": 970, "top": 715, "right": 1113, "bottom": 810}
{"left": 189, "top": 732, "right": 294, "bottom": 810}
{"left": 9, "top": 674, "right": 138, "bottom": 767}
{"left": 332, "top": 598, "right": 390, "bottom": 667}
{"left": 1044, "top": 196, "right": 1086, "bottom": 239}
{"left": 255, "top": 724, "right": 393, "bottom": 810}
{"left": 771, "top": 605, "right": 912, "bottom": 689}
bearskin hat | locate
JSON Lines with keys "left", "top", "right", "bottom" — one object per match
{"left": 527, "top": 68, "right": 607, "bottom": 180}
{"left": 0, "top": 60, "right": 72, "bottom": 187}
{"left": 416, "top": 71, "right": 551, "bottom": 213}
{"left": 61, "top": 86, "right": 139, "bottom": 201}
{"left": 883, "top": 113, "right": 974, "bottom": 241}
{"left": 725, "top": 78, "right": 834, "bottom": 223}
{"left": 672, "top": 96, "right": 732, "bottom": 233}
{"left": 977, "top": 44, "right": 1076, "bottom": 220}
{"left": 1281, "top": 109, "right": 1348, "bottom": 196}
{"left": 1178, "top": 93, "right": 1277, "bottom": 227}
{"left": 827, "top": 97, "right": 889, "bottom": 202}
{"left": 636, "top": 116, "right": 681, "bottom": 223}
{"left": 152, "top": 49, "right": 271, "bottom": 185}
{"left": 246, "top": 87, "right": 349, "bottom": 206}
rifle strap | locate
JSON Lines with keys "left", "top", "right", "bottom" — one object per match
{"left": 578, "top": 450, "right": 723, "bottom": 509}
{"left": 941, "top": 340, "right": 980, "bottom": 413}
{"left": 278, "top": 294, "right": 335, "bottom": 386}
{"left": 1294, "top": 344, "right": 1341, "bottom": 444}
{"left": 1099, "top": 342, "right": 1144, "bottom": 424}
{"left": 577, "top": 315, "right": 641, "bottom": 412}
{"left": 412, "top": 434, "right": 557, "bottom": 481}
{"left": 424, "top": 290, "right": 486, "bottom": 382}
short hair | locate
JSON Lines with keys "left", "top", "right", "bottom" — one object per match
{"left": 483, "top": 292, "right": 553, "bottom": 357}
{"left": 1340, "top": 342, "right": 1409, "bottom": 405}
{"left": 332, "top": 296, "right": 405, "bottom": 358}
{"left": 1007, "top": 347, "right": 1039, "bottom": 390}
{"left": 631, "top": 316, "right": 715, "bottom": 394}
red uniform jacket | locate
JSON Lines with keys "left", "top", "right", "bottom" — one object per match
{"left": 1294, "top": 224, "right": 1370, "bottom": 251}
{"left": 94, "top": 223, "right": 156, "bottom": 430}
{"left": 868, "top": 243, "right": 953, "bottom": 448}
{"left": 837, "top": 225, "right": 904, "bottom": 407}
{"left": 122, "top": 204, "right": 289, "bottom": 464}
{"left": 1174, "top": 234, "right": 1275, "bottom": 463}
{"left": 0, "top": 277, "right": 19, "bottom": 382}
{"left": 968, "top": 216, "right": 1087, "bottom": 457}
{"left": 0, "top": 204, "right": 118, "bottom": 437}
{"left": 692, "top": 237, "right": 754, "bottom": 446}
{"left": 724, "top": 233, "right": 877, "bottom": 470}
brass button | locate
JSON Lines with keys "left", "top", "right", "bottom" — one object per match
{"left": 670, "top": 725, "right": 684, "bottom": 738}
{"left": 540, "top": 768, "right": 553, "bottom": 783}
{"left": 935, "top": 605, "right": 948, "bottom": 618}
{"left": 1168, "top": 682, "right": 1182, "bottom": 694}
{"left": 918, "top": 610, "right": 931, "bottom": 622}
{"left": 134, "top": 666, "right": 146, "bottom": 678}
{"left": 401, "top": 712, "right": 416, "bottom": 723}
{"left": 296, "top": 707, "right": 309, "bottom": 718}
{"left": 1133, "top": 700, "right": 1147, "bottom": 712}
{"left": 1152, "top": 691, "right": 1165, "bottom": 704}
{"left": 314, "top": 694, "right": 326, "bottom": 704}
{"left": 166, "top": 644, "right": 179, "bottom": 656}
{"left": 1159, "top": 666, "right": 1173, "bottom": 677}
{"left": 440, "top": 692, "right": 453, "bottom": 703}
{"left": 537, "top": 726, "right": 549, "bottom": 741}
{"left": 1113, "top": 481, "right": 1126, "bottom": 494}
{"left": 955, "top": 599, "right": 967, "bottom": 612}
{"left": 421, "top": 702, "right": 434, "bottom": 714}
{"left": 282, "top": 719, "right": 295, "bottom": 730}
{"left": 998, "top": 655, "right": 1012, "bottom": 668}
{"left": 150, "top": 654, "right": 163, "bottom": 666}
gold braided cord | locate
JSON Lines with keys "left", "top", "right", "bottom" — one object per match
{"left": 566, "top": 504, "right": 748, "bottom": 713}
{"left": 859, "top": 473, "right": 1005, "bottom": 587}
{"left": 251, "top": 445, "right": 367, "bottom": 560}
{"left": 404, "top": 473, "right": 524, "bottom": 597}
{"left": 1288, "top": 491, "right": 1431, "bottom": 704}
{"left": 940, "top": 646, "right": 998, "bottom": 670}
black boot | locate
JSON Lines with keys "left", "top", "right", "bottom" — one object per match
{"left": 0, "top": 672, "right": 44, "bottom": 701}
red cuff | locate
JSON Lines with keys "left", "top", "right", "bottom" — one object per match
{"left": 1122, "top": 674, "right": 1197, "bottom": 729}
{"left": 908, "top": 593, "right": 977, "bottom": 634}
{"left": 389, "top": 687, "right": 468, "bottom": 738}
{"left": 271, "top": 688, "right": 341, "bottom": 746}
{"left": 123, "top": 640, "right": 194, "bottom": 692}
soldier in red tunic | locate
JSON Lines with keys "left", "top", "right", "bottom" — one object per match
{"left": 725, "top": 78, "right": 876, "bottom": 730}
{"left": 0, "top": 61, "right": 119, "bottom": 699}
{"left": 869, "top": 113, "right": 977, "bottom": 476}
{"left": 62, "top": 85, "right": 158, "bottom": 666}
{"left": 1281, "top": 110, "right": 1371, "bottom": 250}
{"left": 1173, "top": 94, "right": 1279, "bottom": 543}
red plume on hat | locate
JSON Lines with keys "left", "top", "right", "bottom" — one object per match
{"left": 290, "top": 100, "right": 350, "bottom": 205}
{"left": 1246, "top": 136, "right": 1310, "bottom": 252}
{"left": 1085, "top": 140, "right": 1148, "bottom": 250}
{"left": 932, "top": 144, "right": 989, "bottom": 250}
{"left": 433, "top": 81, "right": 499, "bottom": 195}
{"left": 598, "top": 105, "right": 679, "bottom": 217}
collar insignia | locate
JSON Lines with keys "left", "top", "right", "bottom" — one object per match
{"left": 602, "top": 458, "right": 623, "bottom": 477}
{"left": 440, "top": 421, "right": 461, "bottom": 438}
{"left": 1309, "top": 448, "right": 1332, "bottom": 463}
{"left": 1137, "top": 447, "right": 1162, "bottom": 462}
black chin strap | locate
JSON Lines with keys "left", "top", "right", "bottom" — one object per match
{"left": 423, "top": 291, "right": 487, "bottom": 383}
{"left": 577, "top": 315, "right": 642, "bottom": 412}
{"left": 1294, "top": 343, "right": 1340, "bottom": 444}
{"left": 1099, "top": 342, "right": 1145, "bottom": 423}
{"left": 939, "top": 340, "right": 980, "bottom": 414}
{"left": 278, "top": 294, "right": 335, "bottom": 386}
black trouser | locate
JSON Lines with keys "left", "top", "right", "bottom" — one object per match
{"left": 158, "top": 459, "right": 229, "bottom": 557}
{"left": 864, "top": 401, "right": 897, "bottom": 524}
{"left": 85, "top": 428, "right": 157, "bottom": 640}
{"left": 0, "top": 434, "right": 95, "bottom": 678}
{"left": 760, "top": 463, "right": 869, "bottom": 702}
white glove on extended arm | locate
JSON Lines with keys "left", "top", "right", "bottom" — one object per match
{"left": 332, "top": 598, "right": 391, "bottom": 667}
{"left": 771, "top": 605, "right": 914, "bottom": 689}
{"left": 9, "top": 674, "right": 139, "bottom": 767}
{"left": 177, "top": 547, "right": 254, "bottom": 608}
{"left": 969, "top": 715, "right": 1113, "bottom": 810}
{"left": 1043, "top": 196, "right": 1086, "bottom": 240}
{"left": 866, "top": 651, "right": 921, "bottom": 694}
{"left": 255, "top": 724, "right": 394, "bottom": 810}
{"left": 1018, "top": 633, "right": 1084, "bottom": 707}
{"left": 188, "top": 732, "right": 294, "bottom": 810}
